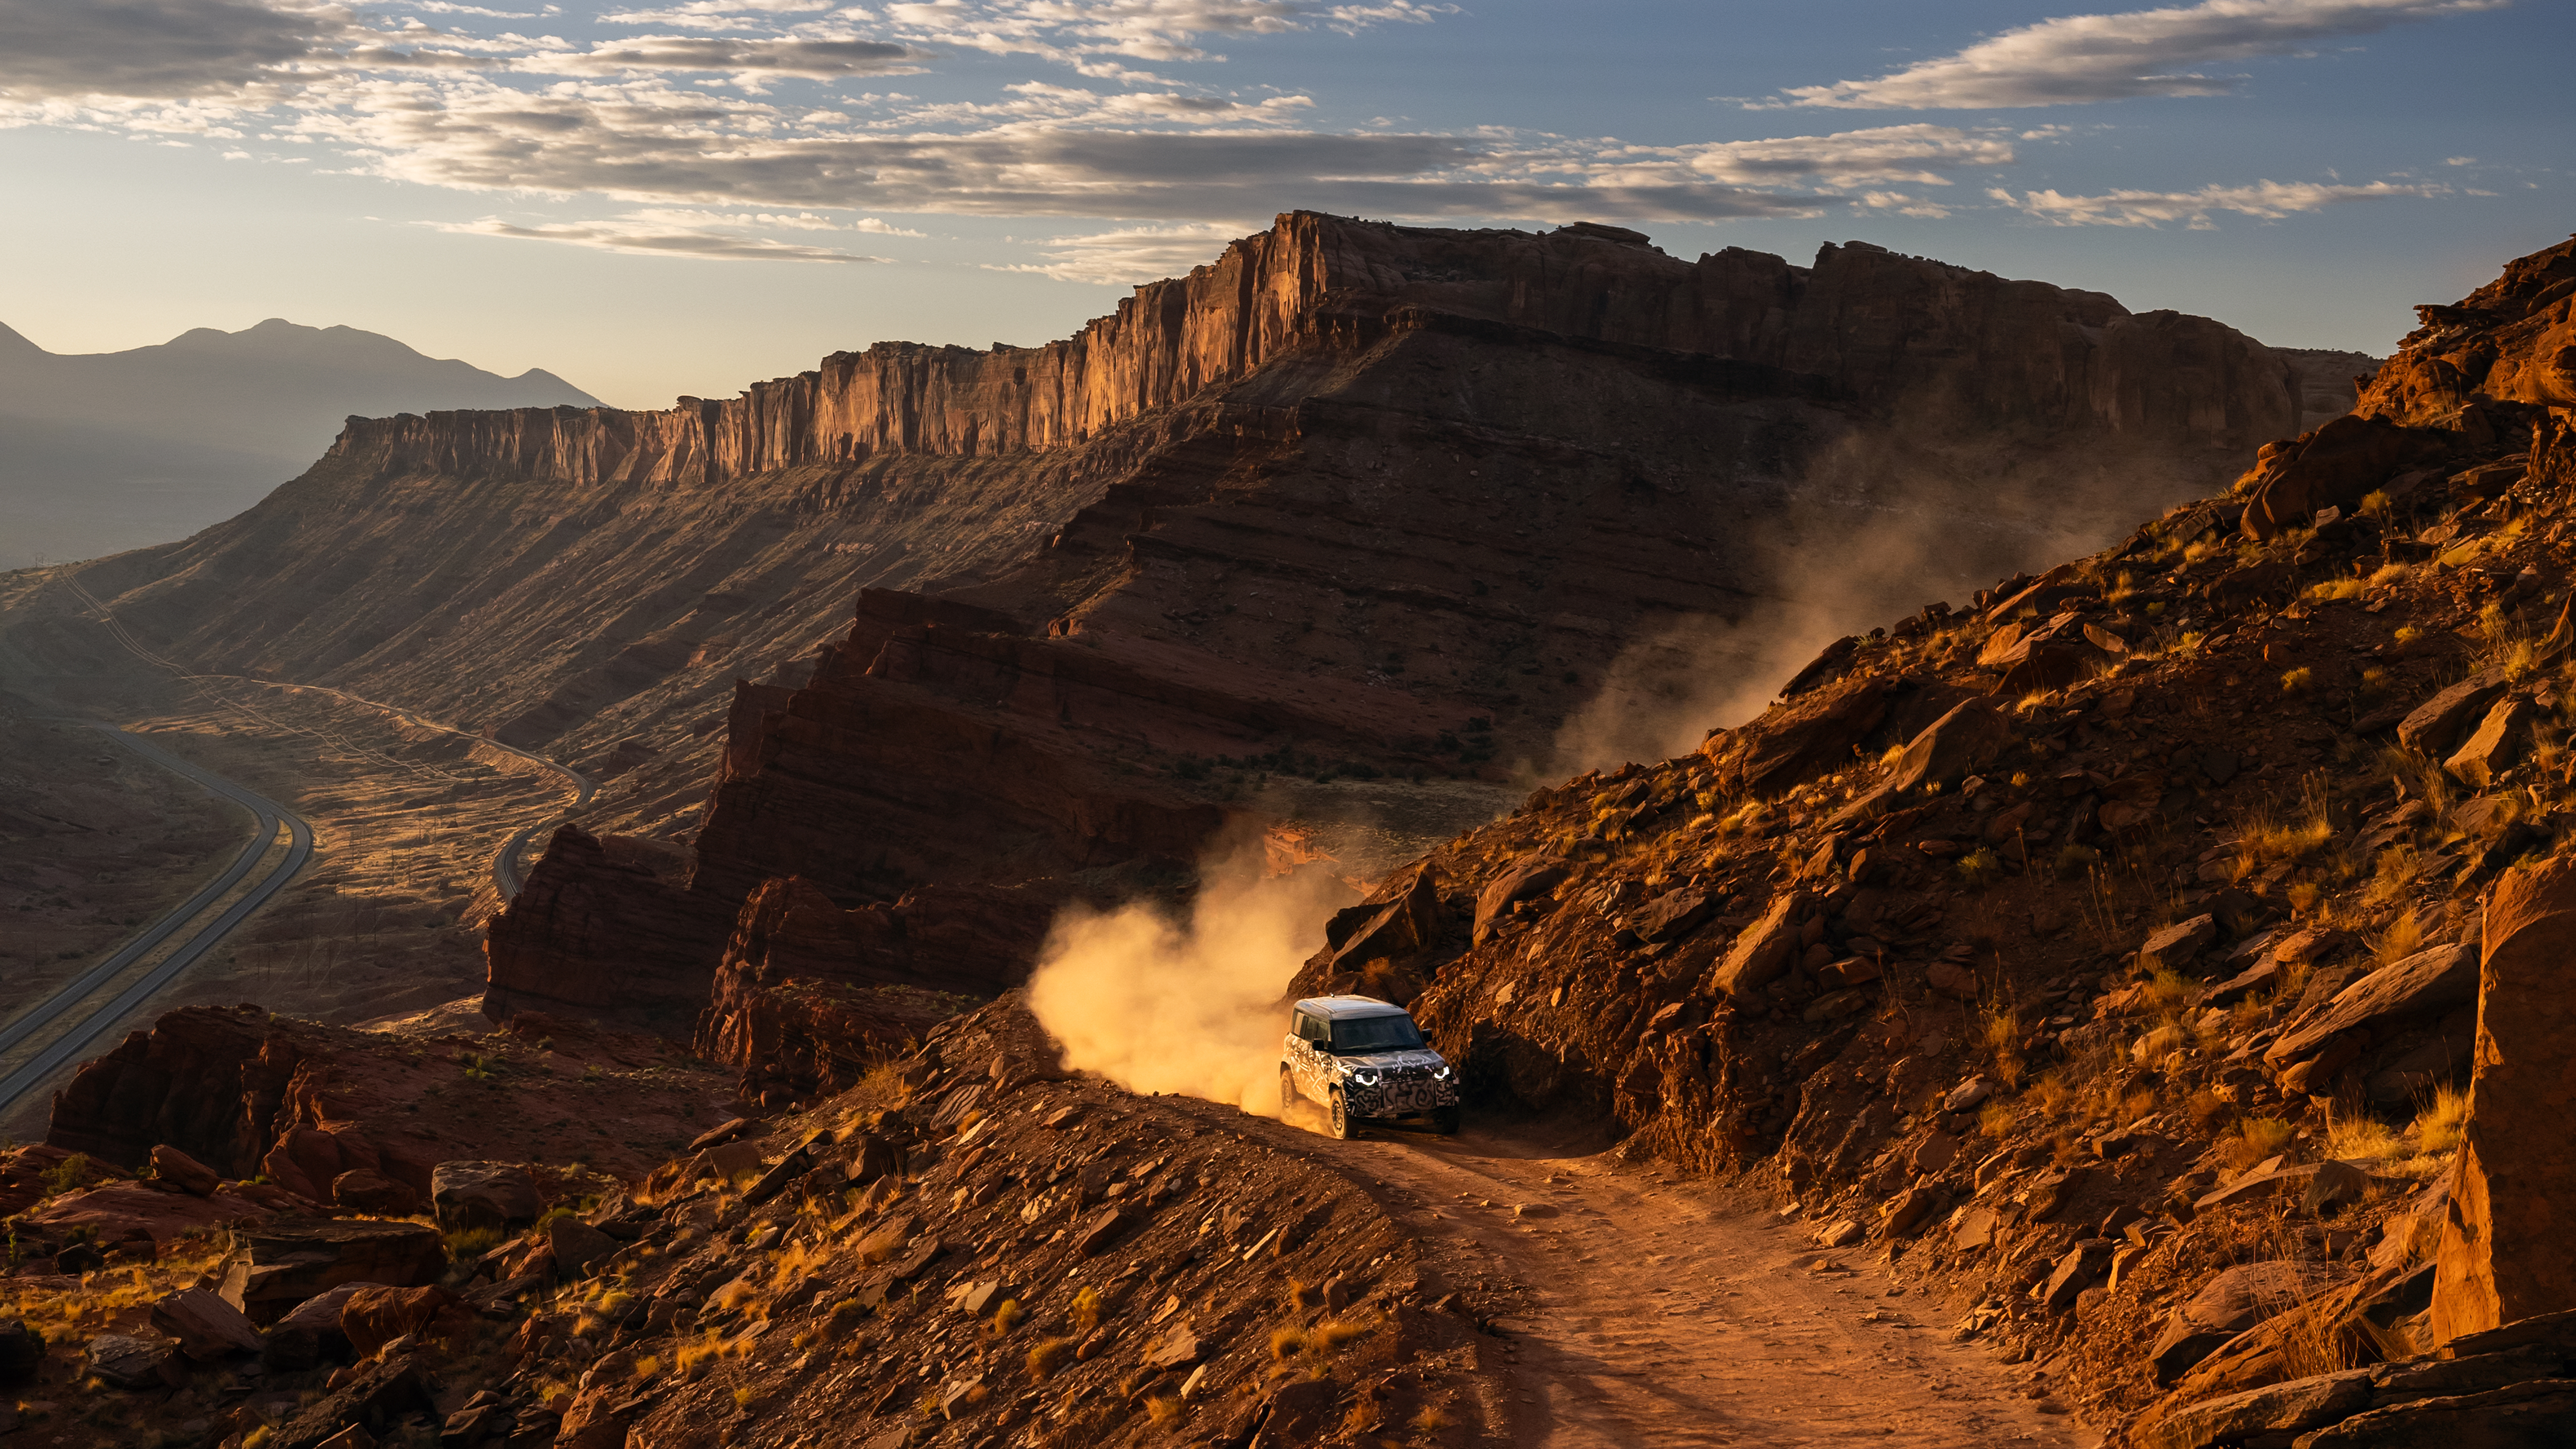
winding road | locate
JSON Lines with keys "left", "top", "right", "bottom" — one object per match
{"left": 0, "top": 726, "right": 314, "bottom": 1116}
{"left": 1248, "top": 1106, "right": 2090, "bottom": 1449}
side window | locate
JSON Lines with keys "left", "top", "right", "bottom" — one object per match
{"left": 1291, "top": 1011, "right": 1314, "bottom": 1043}
{"left": 1300, "top": 1013, "right": 1328, "bottom": 1044}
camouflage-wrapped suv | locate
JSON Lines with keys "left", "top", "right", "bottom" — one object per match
{"left": 1280, "top": 995, "right": 1459, "bottom": 1139}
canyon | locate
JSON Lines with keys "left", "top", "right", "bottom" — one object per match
{"left": 44, "top": 218, "right": 2576, "bottom": 1449}
{"left": 11, "top": 214, "right": 2328, "bottom": 1078}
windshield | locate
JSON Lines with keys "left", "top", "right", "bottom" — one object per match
{"left": 1330, "top": 1014, "right": 1424, "bottom": 1053}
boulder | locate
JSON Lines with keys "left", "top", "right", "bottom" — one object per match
{"left": 238, "top": 1219, "right": 447, "bottom": 1322}
{"left": 1144, "top": 1323, "right": 1204, "bottom": 1371}
{"left": 0, "top": 1319, "right": 45, "bottom": 1386}
{"left": 2398, "top": 668, "right": 2509, "bottom": 757}
{"left": 1882, "top": 1187, "right": 1940, "bottom": 1237}
{"left": 2143, "top": 1253, "right": 2360, "bottom": 1371}
{"left": 2302, "top": 1381, "right": 2576, "bottom": 1449}
{"left": 340, "top": 1286, "right": 462, "bottom": 1360}
{"left": 1925, "top": 961, "right": 1978, "bottom": 1000}
{"left": 1993, "top": 641, "right": 2093, "bottom": 696}
{"left": 2267, "top": 944, "right": 2479, "bottom": 1070}
{"left": 2043, "top": 1240, "right": 2115, "bottom": 1312}
{"left": 2141, "top": 914, "right": 2221, "bottom": 973}
{"left": 148, "top": 1144, "right": 222, "bottom": 1197}
{"left": 148, "top": 1288, "right": 263, "bottom": 1361}
{"left": 1942, "top": 1078, "right": 1993, "bottom": 1113}
{"left": 1326, "top": 863, "right": 1443, "bottom": 972}
{"left": 547, "top": 1216, "right": 619, "bottom": 1278}
{"left": 1631, "top": 889, "right": 1715, "bottom": 944}
{"left": 1703, "top": 676, "right": 1894, "bottom": 799}
{"left": 2434, "top": 857, "right": 2576, "bottom": 1341}
{"left": 262, "top": 1359, "right": 435, "bottom": 1449}
{"left": 844, "top": 1134, "right": 902, "bottom": 1187}
{"left": 263, "top": 1281, "right": 376, "bottom": 1371}
{"left": 429, "top": 1162, "right": 540, "bottom": 1232}
{"left": 687, "top": 1117, "right": 755, "bottom": 1152}
{"left": 2134, "top": 1367, "right": 2375, "bottom": 1449}
{"left": 2446, "top": 698, "right": 2532, "bottom": 788}
{"left": 1471, "top": 857, "right": 1571, "bottom": 944}
{"left": 85, "top": 1332, "right": 182, "bottom": 1390}
{"left": 1708, "top": 895, "right": 1803, "bottom": 1001}
{"left": 1074, "top": 1208, "right": 1130, "bottom": 1257}
{"left": 1883, "top": 699, "right": 2016, "bottom": 797}
{"left": 2239, "top": 412, "right": 2448, "bottom": 540}
{"left": 330, "top": 1169, "right": 418, "bottom": 1216}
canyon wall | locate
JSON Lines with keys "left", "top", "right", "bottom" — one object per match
{"left": 17, "top": 213, "right": 2306, "bottom": 1086}
{"left": 328, "top": 214, "right": 2295, "bottom": 495}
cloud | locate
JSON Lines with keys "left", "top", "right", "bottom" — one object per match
{"left": 433, "top": 209, "right": 897, "bottom": 258}
{"left": 0, "top": 0, "right": 358, "bottom": 100}
{"left": 997, "top": 221, "right": 1251, "bottom": 282}
{"left": 1775, "top": 0, "right": 2509, "bottom": 109}
{"left": 599, "top": 0, "right": 831, "bottom": 27}
{"left": 1680, "top": 123, "right": 2016, "bottom": 186}
{"left": 406, "top": 1, "right": 544, "bottom": 15}
{"left": 517, "top": 34, "right": 930, "bottom": 80}
{"left": 1859, "top": 190, "right": 1953, "bottom": 218}
{"left": 1990, "top": 176, "right": 2448, "bottom": 227}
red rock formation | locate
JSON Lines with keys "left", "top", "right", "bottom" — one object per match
{"left": 471, "top": 214, "right": 2306, "bottom": 1086}
{"left": 44, "top": 1004, "right": 729, "bottom": 1192}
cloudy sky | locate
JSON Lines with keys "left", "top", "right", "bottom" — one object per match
{"left": 1, "top": 0, "right": 2565, "bottom": 406}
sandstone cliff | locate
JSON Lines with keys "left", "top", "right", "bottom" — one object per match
{"left": 20, "top": 214, "right": 2297, "bottom": 1078}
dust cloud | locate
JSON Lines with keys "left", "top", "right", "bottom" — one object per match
{"left": 1546, "top": 426, "right": 2219, "bottom": 776}
{"left": 1026, "top": 831, "right": 1356, "bottom": 1117}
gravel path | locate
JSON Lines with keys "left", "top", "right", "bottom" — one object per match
{"left": 1258, "top": 1108, "right": 2095, "bottom": 1448}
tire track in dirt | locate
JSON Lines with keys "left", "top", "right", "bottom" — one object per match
{"left": 1226, "top": 1106, "right": 2094, "bottom": 1448}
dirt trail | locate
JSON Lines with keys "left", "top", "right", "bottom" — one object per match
{"left": 1244, "top": 1107, "right": 2093, "bottom": 1449}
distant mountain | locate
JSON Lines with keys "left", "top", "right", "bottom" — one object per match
{"left": 0, "top": 319, "right": 599, "bottom": 568}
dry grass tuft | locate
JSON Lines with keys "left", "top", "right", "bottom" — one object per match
{"left": 2220, "top": 1117, "right": 2297, "bottom": 1172}
{"left": 1027, "top": 1336, "right": 1074, "bottom": 1381}
{"left": 1071, "top": 1285, "right": 1103, "bottom": 1334}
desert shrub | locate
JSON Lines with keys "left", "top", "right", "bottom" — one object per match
{"left": 1956, "top": 848, "right": 2003, "bottom": 888}
{"left": 2325, "top": 1115, "right": 2403, "bottom": 1165}
{"left": 1070, "top": 1286, "right": 1103, "bottom": 1333}
{"left": 2220, "top": 1117, "right": 2297, "bottom": 1172}
{"left": 1027, "top": 1336, "right": 1073, "bottom": 1381}
{"left": 2410, "top": 1085, "right": 2469, "bottom": 1155}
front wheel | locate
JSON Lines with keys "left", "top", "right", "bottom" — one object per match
{"left": 1328, "top": 1090, "right": 1353, "bottom": 1140}
{"left": 1431, "top": 1104, "right": 1461, "bottom": 1136}
{"left": 1279, "top": 1064, "right": 1297, "bottom": 1116}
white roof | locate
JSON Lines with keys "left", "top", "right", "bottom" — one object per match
{"left": 1295, "top": 995, "right": 1410, "bottom": 1020}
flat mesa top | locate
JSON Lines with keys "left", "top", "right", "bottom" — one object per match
{"left": 1294, "top": 995, "right": 1409, "bottom": 1020}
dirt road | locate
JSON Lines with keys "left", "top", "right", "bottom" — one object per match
{"left": 1252, "top": 1107, "right": 2092, "bottom": 1449}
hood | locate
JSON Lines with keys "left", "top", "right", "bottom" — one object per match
{"left": 1339, "top": 1047, "right": 1447, "bottom": 1072}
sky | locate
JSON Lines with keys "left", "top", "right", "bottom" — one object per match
{"left": 1, "top": 0, "right": 2568, "bottom": 409}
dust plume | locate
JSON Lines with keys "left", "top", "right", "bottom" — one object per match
{"left": 1026, "top": 831, "right": 1357, "bottom": 1117}
{"left": 1547, "top": 423, "right": 2221, "bottom": 775}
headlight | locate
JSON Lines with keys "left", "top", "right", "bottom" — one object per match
{"left": 1353, "top": 1070, "right": 1381, "bottom": 1087}
{"left": 1433, "top": 1065, "right": 1451, "bottom": 1080}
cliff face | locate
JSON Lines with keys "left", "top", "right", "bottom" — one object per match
{"left": 334, "top": 216, "right": 2290, "bottom": 496}
{"left": 24, "top": 213, "right": 2300, "bottom": 1085}
{"left": 477, "top": 217, "right": 2296, "bottom": 1088}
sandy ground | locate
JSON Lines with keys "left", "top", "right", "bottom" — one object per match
{"left": 1249, "top": 1105, "right": 2096, "bottom": 1449}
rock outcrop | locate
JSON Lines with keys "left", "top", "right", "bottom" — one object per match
{"left": 2432, "top": 856, "right": 2576, "bottom": 1341}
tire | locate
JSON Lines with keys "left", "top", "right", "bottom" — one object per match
{"left": 1431, "top": 1104, "right": 1461, "bottom": 1136}
{"left": 1328, "top": 1090, "right": 1353, "bottom": 1140}
{"left": 1279, "top": 1064, "right": 1297, "bottom": 1116}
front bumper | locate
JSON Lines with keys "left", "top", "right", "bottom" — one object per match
{"left": 1344, "top": 1073, "right": 1459, "bottom": 1117}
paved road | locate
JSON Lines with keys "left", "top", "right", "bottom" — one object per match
{"left": 0, "top": 726, "right": 314, "bottom": 1116}
{"left": 493, "top": 752, "right": 596, "bottom": 899}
